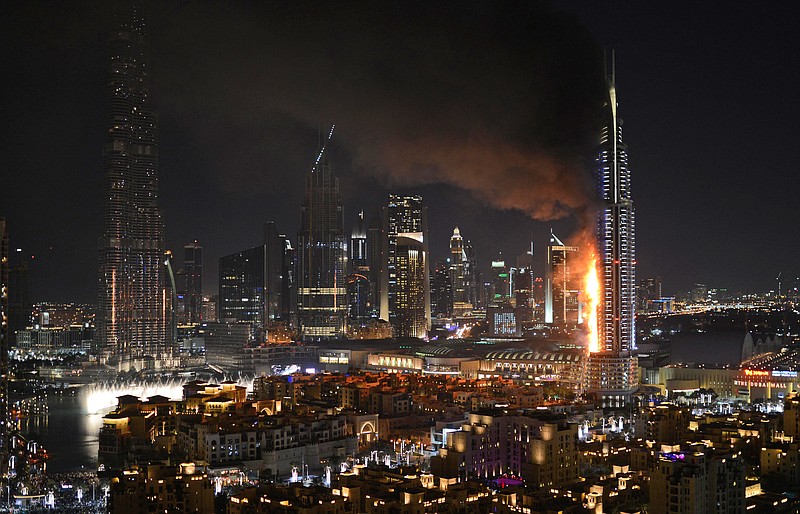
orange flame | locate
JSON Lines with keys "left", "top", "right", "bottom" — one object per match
{"left": 584, "top": 254, "right": 600, "bottom": 353}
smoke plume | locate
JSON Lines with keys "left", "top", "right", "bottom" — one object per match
{"left": 155, "top": 0, "right": 607, "bottom": 225}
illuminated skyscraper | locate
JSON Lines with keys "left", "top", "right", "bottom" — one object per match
{"left": 449, "top": 227, "right": 472, "bottom": 314}
{"left": 218, "top": 224, "right": 291, "bottom": 338}
{"left": 297, "top": 126, "right": 347, "bottom": 339}
{"left": 597, "top": 69, "right": 635, "bottom": 354}
{"left": 490, "top": 254, "right": 510, "bottom": 304}
{"left": 544, "top": 231, "right": 579, "bottom": 325}
{"left": 380, "top": 195, "right": 430, "bottom": 338}
{"left": 394, "top": 233, "right": 430, "bottom": 337}
{"left": 350, "top": 212, "right": 368, "bottom": 271}
{"left": 586, "top": 61, "right": 638, "bottom": 404}
{"left": 512, "top": 245, "right": 535, "bottom": 320}
{"left": 97, "top": 2, "right": 167, "bottom": 368}
{"left": 347, "top": 212, "right": 371, "bottom": 320}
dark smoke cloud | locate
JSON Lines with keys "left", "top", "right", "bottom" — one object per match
{"left": 153, "top": 0, "right": 606, "bottom": 223}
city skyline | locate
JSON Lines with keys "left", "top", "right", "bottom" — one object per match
{"left": 4, "top": 3, "right": 800, "bottom": 512}
{"left": 2, "top": 1, "right": 799, "bottom": 303}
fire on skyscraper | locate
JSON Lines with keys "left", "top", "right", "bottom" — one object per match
{"left": 584, "top": 58, "right": 639, "bottom": 405}
{"left": 584, "top": 253, "right": 601, "bottom": 354}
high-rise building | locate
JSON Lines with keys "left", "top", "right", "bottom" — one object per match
{"left": 163, "top": 250, "right": 178, "bottom": 348}
{"left": 279, "top": 233, "right": 296, "bottom": 326}
{"left": 219, "top": 246, "right": 266, "bottom": 327}
{"left": 394, "top": 234, "right": 430, "bottom": 338}
{"left": 0, "top": 219, "right": 9, "bottom": 470}
{"left": 464, "top": 241, "right": 481, "bottom": 309}
{"left": 691, "top": 283, "right": 708, "bottom": 304}
{"left": 636, "top": 276, "right": 662, "bottom": 312}
{"left": 586, "top": 63, "right": 638, "bottom": 404}
{"left": 511, "top": 276, "right": 531, "bottom": 322}
{"left": 218, "top": 228, "right": 288, "bottom": 337}
{"left": 202, "top": 295, "right": 218, "bottom": 323}
{"left": 346, "top": 274, "right": 370, "bottom": 321}
{"left": 97, "top": 2, "right": 167, "bottom": 368}
{"left": 449, "top": 228, "right": 472, "bottom": 314}
{"left": 490, "top": 255, "right": 510, "bottom": 304}
{"left": 297, "top": 127, "right": 347, "bottom": 340}
{"left": 202, "top": 322, "right": 252, "bottom": 371}
{"left": 366, "top": 211, "right": 384, "bottom": 318}
{"left": 544, "top": 231, "right": 580, "bottom": 325}
{"left": 430, "top": 260, "right": 453, "bottom": 318}
{"left": 7, "top": 250, "right": 31, "bottom": 346}
{"left": 183, "top": 241, "right": 203, "bottom": 324}
{"left": 350, "top": 211, "right": 368, "bottom": 272}
{"left": 512, "top": 247, "right": 535, "bottom": 322}
{"left": 347, "top": 212, "right": 371, "bottom": 321}
{"left": 265, "top": 222, "right": 292, "bottom": 325}
{"left": 532, "top": 276, "right": 545, "bottom": 321}
{"left": 380, "top": 195, "right": 430, "bottom": 338}
{"left": 487, "top": 303, "right": 520, "bottom": 336}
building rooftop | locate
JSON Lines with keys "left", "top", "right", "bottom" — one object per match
{"left": 484, "top": 348, "right": 582, "bottom": 362}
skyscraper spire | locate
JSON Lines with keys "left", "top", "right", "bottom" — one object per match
{"left": 312, "top": 124, "right": 336, "bottom": 173}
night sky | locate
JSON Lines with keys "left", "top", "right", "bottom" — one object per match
{"left": 2, "top": 1, "right": 798, "bottom": 303}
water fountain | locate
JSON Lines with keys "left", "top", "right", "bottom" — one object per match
{"left": 82, "top": 376, "right": 255, "bottom": 414}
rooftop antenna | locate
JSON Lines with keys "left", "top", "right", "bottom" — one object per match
{"left": 611, "top": 49, "right": 616, "bottom": 86}
{"left": 527, "top": 233, "right": 534, "bottom": 259}
{"left": 603, "top": 49, "right": 616, "bottom": 85}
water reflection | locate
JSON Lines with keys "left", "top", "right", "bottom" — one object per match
{"left": 19, "top": 394, "right": 104, "bottom": 473}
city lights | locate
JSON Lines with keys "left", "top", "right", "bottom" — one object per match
{"left": 2, "top": 2, "right": 798, "bottom": 513}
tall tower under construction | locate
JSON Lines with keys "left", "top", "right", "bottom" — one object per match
{"left": 97, "top": 1, "right": 168, "bottom": 369}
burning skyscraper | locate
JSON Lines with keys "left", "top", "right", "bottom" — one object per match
{"left": 585, "top": 60, "right": 639, "bottom": 406}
